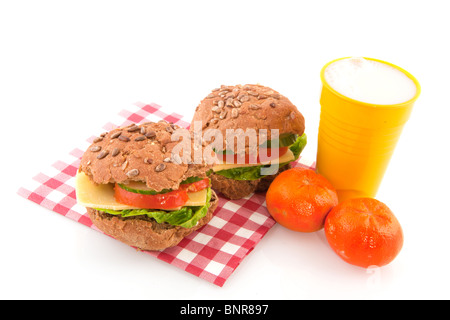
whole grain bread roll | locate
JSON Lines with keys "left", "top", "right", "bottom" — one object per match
{"left": 191, "top": 84, "right": 305, "bottom": 199}
{"left": 77, "top": 121, "right": 218, "bottom": 251}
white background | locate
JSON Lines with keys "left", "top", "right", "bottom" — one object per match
{"left": 1, "top": 0, "right": 449, "bottom": 300}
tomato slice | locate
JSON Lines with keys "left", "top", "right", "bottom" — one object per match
{"left": 115, "top": 185, "right": 189, "bottom": 210}
{"left": 114, "top": 178, "right": 210, "bottom": 210}
{"left": 180, "top": 178, "right": 210, "bottom": 193}
{"left": 218, "top": 147, "right": 289, "bottom": 164}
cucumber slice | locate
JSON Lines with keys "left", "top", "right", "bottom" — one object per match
{"left": 264, "top": 133, "right": 298, "bottom": 148}
{"left": 180, "top": 176, "right": 204, "bottom": 185}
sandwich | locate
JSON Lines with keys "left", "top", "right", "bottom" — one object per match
{"left": 191, "top": 84, "right": 307, "bottom": 199}
{"left": 75, "top": 121, "right": 218, "bottom": 251}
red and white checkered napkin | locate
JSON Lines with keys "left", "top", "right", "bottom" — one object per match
{"left": 17, "top": 102, "right": 316, "bottom": 287}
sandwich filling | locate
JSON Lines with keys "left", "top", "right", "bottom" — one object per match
{"left": 76, "top": 172, "right": 213, "bottom": 228}
{"left": 213, "top": 133, "right": 307, "bottom": 180}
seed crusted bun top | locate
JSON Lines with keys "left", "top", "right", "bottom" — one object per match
{"left": 79, "top": 121, "right": 210, "bottom": 192}
{"left": 191, "top": 84, "right": 305, "bottom": 150}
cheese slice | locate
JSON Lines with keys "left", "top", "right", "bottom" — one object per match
{"left": 75, "top": 171, "right": 207, "bottom": 211}
{"left": 212, "top": 149, "right": 295, "bottom": 172}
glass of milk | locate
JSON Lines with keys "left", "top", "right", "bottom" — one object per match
{"left": 316, "top": 57, "right": 421, "bottom": 202}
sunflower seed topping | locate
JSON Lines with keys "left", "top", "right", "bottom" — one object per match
{"left": 121, "top": 160, "right": 128, "bottom": 171}
{"left": 225, "top": 92, "right": 237, "bottom": 99}
{"left": 238, "top": 94, "right": 250, "bottom": 102}
{"left": 219, "top": 109, "right": 228, "bottom": 119}
{"left": 90, "top": 145, "right": 102, "bottom": 152}
{"left": 135, "top": 135, "right": 146, "bottom": 142}
{"left": 97, "top": 150, "right": 109, "bottom": 159}
{"left": 212, "top": 106, "right": 222, "bottom": 113}
{"left": 290, "top": 111, "right": 296, "bottom": 119}
{"left": 126, "top": 169, "right": 139, "bottom": 177}
{"left": 270, "top": 93, "right": 281, "bottom": 99}
{"left": 145, "top": 131, "right": 156, "bottom": 139}
{"left": 231, "top": 108, "right": 239, "bottom": 118}
{"left": 111, "top": 131, "right": 122, "bottom": 139}
{"left": 111, "top": 148, "right": 120, "bottom": 157}
{"left": 118, "top": 135, "right": 130, "bottom": 142}
{"left": 155, "top": 163, "right": 166, "bottom": 172}
{"left": 127, "top": 125, "right": 140, "bottom": 132}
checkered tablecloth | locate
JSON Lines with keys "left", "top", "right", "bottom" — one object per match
{"left": 17, "top": 102, "right": 316, "bottom": 287}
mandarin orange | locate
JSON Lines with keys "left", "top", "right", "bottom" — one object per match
{"left": 266, "top": 167, "right": 338, "bottom": 232}
{"left": 324, "top": 197, "right": 404, "bottom": 268}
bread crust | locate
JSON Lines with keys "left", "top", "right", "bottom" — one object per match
{"left": 88, "top": 190, "right": 219, "bottom": 251}
{"left": 210, "top": 173, "right": 259, "bottom": 200}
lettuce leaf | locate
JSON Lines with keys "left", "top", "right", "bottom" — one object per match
{"left": 288, "top": 133, "right": 307, "bottom": 159}
{"left": 97, "top": 187, "right": 212, "bottom": 228}
{"left": 215, "top": 133, "right": 307, "bottom": 181}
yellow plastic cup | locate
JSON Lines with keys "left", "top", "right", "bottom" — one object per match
{"left": 316, "top": 57, "right": 421, "bottom": 202}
